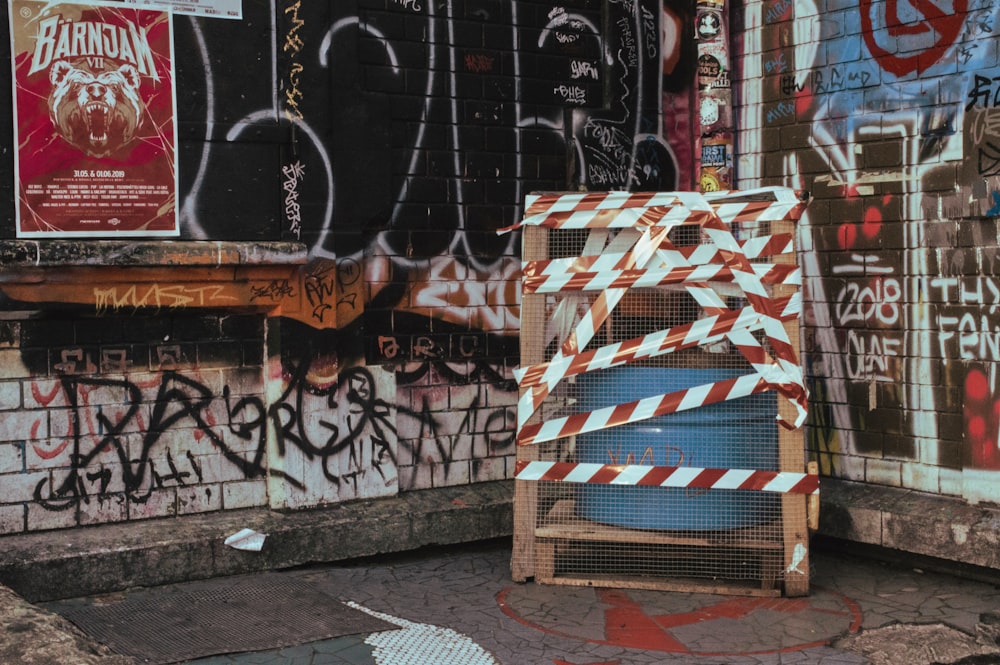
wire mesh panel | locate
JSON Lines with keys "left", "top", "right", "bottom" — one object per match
{"left": 507, "top": 188, "right": 814, "bottom": 597}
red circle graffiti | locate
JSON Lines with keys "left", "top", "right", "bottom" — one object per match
{"left": 862, "top": 207, "right": 882, "bottom": 239}
{"left": 964, "top": 369, "right": 1000, "bottom": 468}
{"left": 968, "top": 415, "right": 986, "bottom": 440}
{"left": 860, "top": 0, "right": 967, "bottom": 76}
{"left": 966, "top": 369, "right": 989, "bottom": 400}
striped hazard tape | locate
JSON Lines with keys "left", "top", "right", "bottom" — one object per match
{"left": 553, "top": 223, "right": 672, "bottom": 359}
{"left": 513, "top": 295, "right": 801, "bottom": 425}
{"left": 521, "top": 261, "right": 800, "bottom": 294}
{"left": 514, "top": 460, "right": 820, "bottom": 495}
{"left": 517, "top": 372, "right": 770, "bottom": 446}
{"left": 504, "top": 186, "right": 811, "bottom": 436}
{"left": 521, "top": 232, "right": 796, "bottom": 281}
{"left": 704, "top": 186, "right": 809, "bottom": 225}
{"left": 500, "top": 187, "right": 807, "bottom": 233}
{"left": 524, "top": 190, "right": 709, "bottom": 217}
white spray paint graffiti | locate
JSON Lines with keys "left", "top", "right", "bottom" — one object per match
{"left": 346, "top": 601, "right": 500, "bottom": 665}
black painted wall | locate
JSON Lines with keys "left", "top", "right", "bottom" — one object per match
{"left": 1, "top": 0, "right": 687, "bottom": 250}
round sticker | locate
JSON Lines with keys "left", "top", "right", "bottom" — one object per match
{"left": 697, "top": 10, "right": 723, "bottom": 40}
{"left": 698, "top": 53, "right": 721, "bottom": 88}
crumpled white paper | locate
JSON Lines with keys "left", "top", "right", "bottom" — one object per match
{"left": 224, "top": 528, "right": 267, "bottom": 552}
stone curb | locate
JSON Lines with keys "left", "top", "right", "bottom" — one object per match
{"left": 819, "top": 477, "right": 1000, "bottom": 572}
{"left": 0, "top": 481, "right": 514, "bottom": 603}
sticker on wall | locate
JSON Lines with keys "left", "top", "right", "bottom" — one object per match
{"left": 8, "top": 0, "right": 179, "bottom": 238}
{"left": 698, "top": 83, "right": 732, "bottom": 134}
{"left": 697, "top": 53, "right": 723, "bottom": 89}
{"left": 695, "top": 0, "right": 732, "bottom": 193}
{"left": 696, "top": 7, "right": 723, "bottom": 41}
{"left": 700, "top": 135, "right": 733, "bottom": 191}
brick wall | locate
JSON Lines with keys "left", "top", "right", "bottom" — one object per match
{"left": 734, "top": 0, "right": 1000, "bottom": 504}
{"left": 0, "top": 0, "right": 703, "bottom": 530}
{"left": 0, "top": 314, "right": 269, "bottom": 534}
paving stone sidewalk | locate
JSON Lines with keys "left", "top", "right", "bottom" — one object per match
{"left": 14, "top": 538, "right": 1000, "bottom": 665}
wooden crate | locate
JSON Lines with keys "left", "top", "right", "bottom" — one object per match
{"left": 510, "top": 189, "right": 814, "bottom": 597}
{"left": 535, "top": 499, "right": 786, "bottom": 595}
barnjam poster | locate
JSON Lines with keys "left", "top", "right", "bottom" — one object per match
{"left": 8, "top": 0, "right": 178, "bottom": 237}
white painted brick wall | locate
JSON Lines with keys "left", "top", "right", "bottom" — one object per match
{"left": 0, "top": 381, "right": 21, "bottom": 410}
{"left": 0, "top": 410, "right": 47, "bottom": 443}
{"left": 0, "top": 443, "right": 23, "bottom": 474}
{"left": 26, "top": 502, "right": 77, "bottom": 531}
{"left": 177, "top": 484, "right": 223, "bottom": 515}
{"left": 0, "top": 504, "right": 24, "bottom": 534}
{"left": 78, "top": 494, "right": 128, "bottom": 525}
{"left": 128, "top": 488, "right": 178, "bottom": 520}
{"left": 222, "top": 479, "right": 267, "bottom": 509}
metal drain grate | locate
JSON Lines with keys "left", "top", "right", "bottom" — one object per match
{"left": 44, "top": 572, "right": 395, "bottom": 664}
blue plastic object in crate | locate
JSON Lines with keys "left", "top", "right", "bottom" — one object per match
{"left": 574, "top": 366, "right": 778, "bottom": 530}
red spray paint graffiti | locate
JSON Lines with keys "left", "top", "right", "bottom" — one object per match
{"left": 964, "top": 369, "right": 1000, "bottom": 469}
{"left": 860, "top": 0, "right": 967, "bottom": 76}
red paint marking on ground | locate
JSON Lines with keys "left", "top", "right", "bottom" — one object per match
{"left": 496, "top": 585, "right": 864, "bottom": 657}
{"left": 652, "top": 596, "right": 811, "bottom": 629}
{"left": 598, "top": 589, "right": 689, "bottom": 652}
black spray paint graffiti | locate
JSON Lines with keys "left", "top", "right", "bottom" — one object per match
{"left": 35, "top": 363, "right": 394, "bottom": 510}
{"left": 274, "top": 343, "right": 518, "bottom": 493}
{"left": 34, "top": 372, "right": 283, "bottom": 510}
{"left": 395, "top": 357, "right": 516, "bottom": 488}
{"left": 272, "top": 358, "right": 397, "bottom": 495}
{"left": 173, "top": 1, "right": 692, "bottom": 259}
{"left": 574, "top": 0, "right": 696, "bottom": 192}
{"left": 33, "top": 356, "right": 515, "bottom": 510}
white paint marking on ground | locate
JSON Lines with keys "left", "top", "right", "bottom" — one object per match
{"left": 345, "top": 601, "right": 499, "bottom": 665}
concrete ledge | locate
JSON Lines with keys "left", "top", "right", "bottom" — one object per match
{"left": 819, "top": 477, "right": 1000, "bottom": 570}
{"left": 0, "top": 481, "right": 514, "bottom": 603}
{"left": 9, "top": 478, "right": 995, "bottom": 602}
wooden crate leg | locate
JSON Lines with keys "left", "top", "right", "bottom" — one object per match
{"left": 511, "top": 223, "right": 548, "bottom": 583}
{"left": 511, "top": 474, "right": 538, "bottom": 582}
{"left": 536, "top": 540, "right": 556, "bottom": 583}
{"left": 782, "top": 494, "right": 810, "bottom": 597}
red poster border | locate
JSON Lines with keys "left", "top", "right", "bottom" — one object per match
{"left": 9, "top": 0, "right": 178, "bottom": 238}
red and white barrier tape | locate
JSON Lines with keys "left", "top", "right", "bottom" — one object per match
{"left": 514, "top": 460, "right": 819, "bottom": 495}
{"left": 521, "top": 232, "right": 795, "bottom": 280}
{"left": 514, "top": 295, "right": 801, "bottom": 426}
{"left": 524, "top": 190, "right": 710, "bottom": 217}
{"left": 521, "top": 262, "right": 800, "bottom": 294}
{"left": 504, "top": 187, "right": 810, "bottom": 436}
{"left": 517, "top": 373, "right": 769, "bottom": 446}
